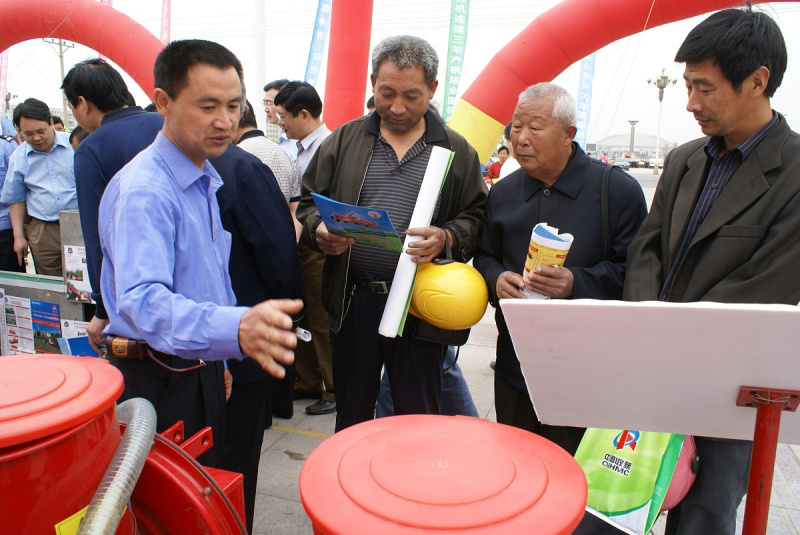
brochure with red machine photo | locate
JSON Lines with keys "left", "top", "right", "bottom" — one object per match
{"left": 311, "top": 192, "right": 403, "bottom": 252}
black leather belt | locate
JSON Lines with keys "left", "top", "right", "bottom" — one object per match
{"left": 353, "top": 278, "right": 392, "bottom": 294}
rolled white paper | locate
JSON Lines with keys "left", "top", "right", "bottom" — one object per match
{"left": 378, "top": 145, "right": 454, "bottom": 338}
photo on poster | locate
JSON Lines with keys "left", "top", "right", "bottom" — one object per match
{"left": 64, "top": 245, "right": 93, "bottom": 302}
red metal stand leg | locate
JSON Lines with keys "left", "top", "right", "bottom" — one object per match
{"left": 742, "top": 402, "right": 782, "bottom": 535}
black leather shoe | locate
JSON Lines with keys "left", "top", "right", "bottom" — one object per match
{"left": 305, "top": 399, "right": 336, "bottom": 415}
{"left": 293, "top": 391, "right": 323, "bottom": 401}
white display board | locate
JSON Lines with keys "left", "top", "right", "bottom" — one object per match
{"left": 500, "top": 299, "right": 800, "bottom": 444}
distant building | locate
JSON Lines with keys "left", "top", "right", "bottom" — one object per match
{"left": 263, "top": 122, "right": 281, "bottom": 143}
{"left": 594, "top": 134, "right": 675, "bottom": 158}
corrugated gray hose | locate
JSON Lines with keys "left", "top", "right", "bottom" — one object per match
{"left": 77, "top": 398, "right": 157, "bottom": 535}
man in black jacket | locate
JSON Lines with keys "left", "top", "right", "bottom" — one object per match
{"left": 474, "top": 82, "right": 647, "bottom": 455}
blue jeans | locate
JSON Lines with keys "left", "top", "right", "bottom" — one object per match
{"left": 664, "top": 437, "right": 751, "bottom": 535}
{"left": 376, "top": 345, "right": 479, "bottom": 418}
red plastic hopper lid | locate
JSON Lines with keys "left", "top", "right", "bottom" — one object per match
{"left": 0, "top": 354, "right": 124, "bottom": 448}
{"left": 299, "top": 415, "right": 588, "bottom": 534}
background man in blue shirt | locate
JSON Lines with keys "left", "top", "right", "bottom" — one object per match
{"left": 1, "top": 98, "right": 77, "bottom": 276}
{"left": 99, "top": 39, "right": 302, "bottom": 467}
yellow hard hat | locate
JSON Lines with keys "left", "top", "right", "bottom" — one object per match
{"left": 408, "top": 260, "right": 489, "bottom": 330}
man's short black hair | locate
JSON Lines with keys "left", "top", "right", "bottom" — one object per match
{"left": 675, "top": 8, "right": 787, "bottom": 98}
{"left": 366, "top": 95, "right": 375, "bottom": 109}
{"left": 12, "top": 105, "right": 23, "bottom": 129}
{"left": 504, "top": 121, "right": 512, "bottom": 141}
{"left": 240, "top": 99, "right": 258, "bottom": 129}
{"left": 497, "top": 145, "right": 509, "bottom": 154}
{"left": 154, "top": 39, "right": 244, "bottom": 100}
{"left": 69, "top": 125, "right": 89, "bottom": 146}
{"left": 61, "top": 59, "right": 131, "bottom": 112}
{"left": 52, "top": 115, "right": 64, "bottom": 126}
{"left": 263, "top": 79, "right": 289, "bottom": 93}
{"left": 14, "top": 98, "right": 52, "bottom": 128}
{"left": 273, "top": 81, "right": 323, "bottom": 119}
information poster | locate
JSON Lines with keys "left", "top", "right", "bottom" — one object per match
{"left": 6, "top": 295, "right": 33, "bottom": 354}
{"left": 59, "top": 319, "right": 99, "bottom": 357}
{"left": 64, "top": 245, "right": 92, "bottom": 302}
{"left": 31, "top": 299, "right": 62, "bottom": 354}
{"left": 60, "top": 319, "right": 89, "bottom": 339}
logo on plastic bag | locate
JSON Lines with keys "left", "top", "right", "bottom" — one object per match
{"left": 613, "top": 429, "right": 639, "bottom": 451}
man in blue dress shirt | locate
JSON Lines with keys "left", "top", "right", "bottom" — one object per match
{"left": 1, "top": 98, "right": 77, "bottom": 276}
{"left": 99, "top": 40, "right": 302, "bottom": 467}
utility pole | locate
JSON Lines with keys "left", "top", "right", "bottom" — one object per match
{"left": 42, "top": 38, "right": 75, "bottom": 125}
{"left": 5, "top": 92, "right": 18, "bottom": 120}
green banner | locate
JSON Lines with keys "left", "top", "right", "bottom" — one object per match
{"left": 442, "top": 0, "right": 469, "bottom": 122}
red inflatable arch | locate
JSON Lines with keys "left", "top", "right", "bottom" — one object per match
{"left": 0, "top": 0, "right": 164, "bottom": 99}
{"left": 447, "top": 0, "right": 793, "bottom": 162}
{"left": 0, "top": 0, "right": 790, "bottom": 153}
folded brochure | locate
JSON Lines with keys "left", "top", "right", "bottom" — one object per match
{"left": 522, "top": 223, "right": 574, "bottom": 299}
{"left": 311, "top": 192, "right": 403, "bottom": 251}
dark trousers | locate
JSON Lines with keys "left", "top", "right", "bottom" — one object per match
{"left": 375, "top": 346, "right": 479, "bottom": 418}
{"left": 267, "top": 363, "right": 295, "bottom": 420}
{"left": 294, "top": 244, "right": 334, "bottom": 401}
{"left": 220, "top": 380, "right": 269, "bottom": 535}
{"left": 331, "top": 285, "right": 445, "bottom": 432}
{"left": 0, "top": 228, "right": 24, "bottom": 272}
{"left": 494, "top": 372, "right": 585, "bottom": 456}
{"left": 111, "top": 352, "right": 226, "bottom": 468}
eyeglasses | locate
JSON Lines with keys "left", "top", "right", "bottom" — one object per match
{"left": 276, "top": 112, "right": 295, "bottom": 123}
{"left": 262, "top": 99, "right": 274, "bottom": 106}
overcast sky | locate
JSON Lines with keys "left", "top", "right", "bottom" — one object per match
{"left": 4, "top": 0, "right": 800, "bottom": 145}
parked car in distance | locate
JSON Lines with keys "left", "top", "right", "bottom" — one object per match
{"left": 628, "top": 158, "right": 648, "bottom": 168}
{"left": 611, "top": 159, "right": 630, "bottom": 171}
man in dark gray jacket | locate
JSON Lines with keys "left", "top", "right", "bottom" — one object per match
{"left": 296, "top": 35, "right": 487, "bottom": 432}
{"left": 625, "top": 8, "right": 799, "bottom": 534}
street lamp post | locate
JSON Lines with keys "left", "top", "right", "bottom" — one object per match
{"left": 628, "top": 120, "right": 638, "bottom": 156}
{"left": 647, "top": 68, "right": 677, "bottom": 163}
